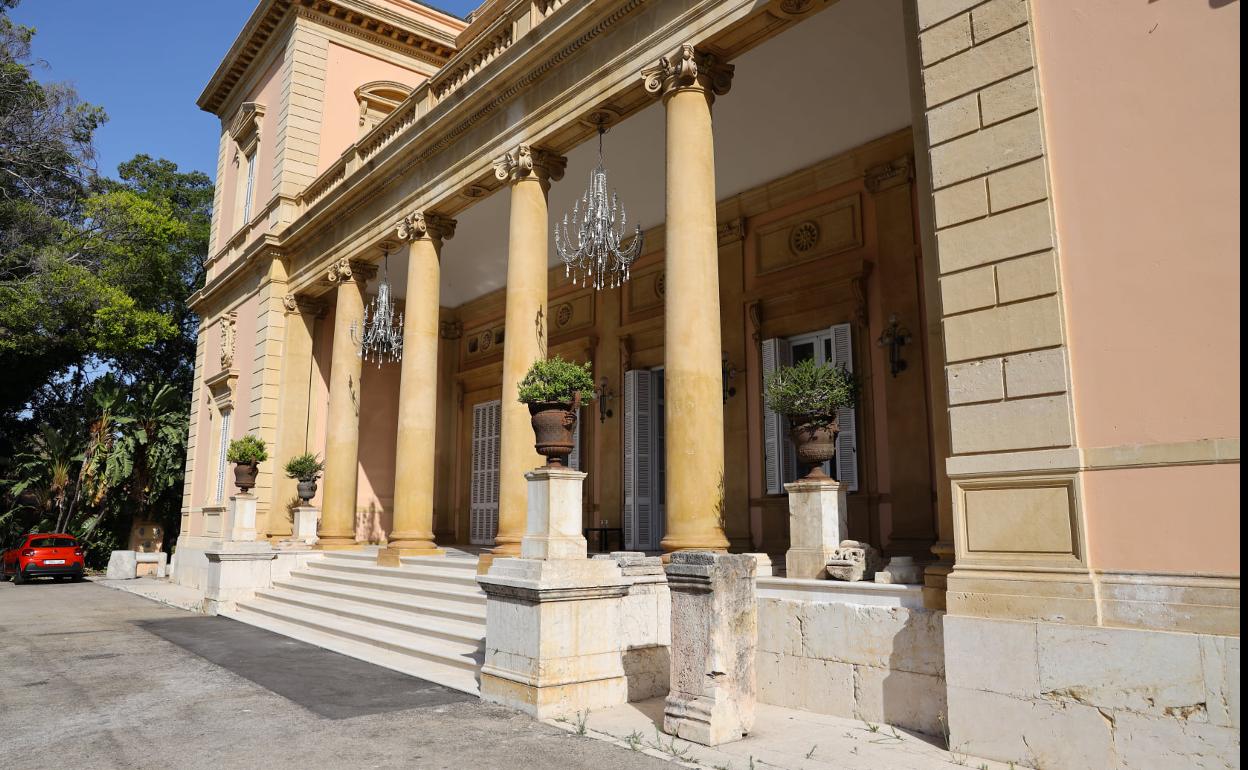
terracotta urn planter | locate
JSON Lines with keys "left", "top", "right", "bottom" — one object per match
{"left": 296, "top": 479, "right": 318, "bottom": 504}
{"left": 529, "top": 392, "right": 581, "bottom": 468}
{"left": 233, "top": 461, "right": 259, "bottom": 493}
{"left": 790, "top": 419, "right": 839, "bottom": 480}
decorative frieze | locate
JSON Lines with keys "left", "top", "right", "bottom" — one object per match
{"left": 492, "top": 145, "right": 567, "bottom": 185}
{"left": 395, "top": 211, "right": 457, "bottom": 242}
{"left": 641, "top": 44, "right": 735, "bottom": 100}
{"left": 219, "top": 313, "right": 237, "bottom": 370}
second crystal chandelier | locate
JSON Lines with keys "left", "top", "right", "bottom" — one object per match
{"left": 351, "top": 244, "right": 403, "bottom": 367}
{"left": 555, "top": 122, "right": 643, "bottom": 290}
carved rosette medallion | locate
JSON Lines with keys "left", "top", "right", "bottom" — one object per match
{"left": 396, "top": 211, "right": 457, "bottom": 243}
{"left": 790, "top": 221, "right": 820, "bottom": 254}
{"left": 555, "top": 303, "right": 573, "bottom": 328}
{"left": 493, "top": 145, "right": 567, "bottom": 187}
{"left": 641, "top": 44, "right": 735, "bottom": 100}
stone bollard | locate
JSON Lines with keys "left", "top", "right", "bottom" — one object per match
{"left": 106, "top": 550, "right": 138, "bottom": 580}
{"left": 477, "top": 466, "right": 630, "bottom": 719}
{"left": 664, "top": 552, "right": 758, "bottom": 746}
{"left": 784, "top": 478, "right": 848, "bottom": 579}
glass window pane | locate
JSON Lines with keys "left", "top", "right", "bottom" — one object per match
{"left": 791, "top": 341, "right": 816, "bottom": 363}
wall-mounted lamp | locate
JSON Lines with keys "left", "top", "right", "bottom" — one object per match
{"left": 594, "top": 376, "right": 615, "bottom": 422}
{"left": 877, "top": 314, "right": 912, "bottom": 378}
{"left": 722, "top": 353, "right": 739, "bottom": 402}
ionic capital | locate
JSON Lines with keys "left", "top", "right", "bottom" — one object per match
{"left": 325, "top": 257, "right": 377, "bottom": 286}
{"left": 396, "top": 211, "right": 457, "bottom": 243}
{"left": 283, "top": 293, "right": 327, "bottom": 317}
{"left": 641, "top": 44, "right": 734, "bottom": 101}
{"left": 493, "top": 145, "right": 567, "bottom": 186}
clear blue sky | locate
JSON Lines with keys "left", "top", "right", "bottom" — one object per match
{"left": 11, "top": 0, "right": 479, "bottom": 181}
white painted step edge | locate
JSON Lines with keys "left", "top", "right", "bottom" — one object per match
{"left": 294, "top": 569, "right": 486, "bottom": 604}
{"left": 254, "top": 590, "right": 485, "bottom": 646}
{"left": 312, "top": 560, "right": 482, "bottom": 588}
{"left": 272, "top": 578, "right": 486, "bottom": 623}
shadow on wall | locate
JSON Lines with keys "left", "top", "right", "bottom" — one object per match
{"left": 356, "top": 501, "right": 387, "bottom": 544}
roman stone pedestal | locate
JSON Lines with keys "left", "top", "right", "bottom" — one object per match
{"left": 664, "top": 552, "right": 758, "bottom": 746}
{"left": 202, "top": 548, "right": 277, "bottom": 615}
{"left": 224, "top": 493, "right": 258, "bottom": 542}
{"left": 784, "top": 478, "right": 848, "bottom": 579}
{"left": 291, "top": 506, "right": 319, "bottom": 546}
{"left": 476, "top": 465, "right": 630, "bottom": 719}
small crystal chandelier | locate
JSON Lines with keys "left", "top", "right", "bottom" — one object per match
{"left": 555, "top": 121, "right": 643, "bottom": 290}
{"left": 351, "top": 244, "right": 403, "bottom": 366}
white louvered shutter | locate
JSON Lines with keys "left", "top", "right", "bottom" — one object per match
{"left": 761, "top": 338, "right": 792, "bottom": 494}
{"left": 215, "top": 409, "right": 232, "bottom": 503}
{"left": 829, "top": 323, "right": 859, "bottom": 492}
{"left": 623, "top": 370, "right": 655, "bottom": 551}
{"left": 568, "top": 406, "right": 582, "bottom": 471}
{"left": 470, "top": 400, "right": 501, "bottom": 544}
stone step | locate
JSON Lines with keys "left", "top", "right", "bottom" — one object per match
{"left": 253, "top": 588, "right": 485, "bottom": 647}
{"left": 272, "top": 577, "right": 486, "bottom": 625}
{"left": 232, "top": 596, "right": 484, "bottom": 674}
{"left": 295, "top": 567, "right": 486, "bottom": 606}
{"left": 401, "top": 555, "right": 480, "bottom": 572}
{"left": 223, "top": 604, "right": 480, "bottom": 696}
{"left": 310, "top": 559, "right": 481, "bottom": 589}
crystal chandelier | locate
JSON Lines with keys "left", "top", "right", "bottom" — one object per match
{"left": 555, "top": 124, "right": 643, "bottom": 290}
{"left": 351, "top": 245, "right": 403, "bottom": 366}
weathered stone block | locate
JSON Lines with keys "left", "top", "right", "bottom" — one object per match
{"left": 757, "top": 650, "right": 854, "bottom": 716}
{"left": 106, "top": 550, "right": 138, "bottom": 580}
{"left": 664, "top": 552, "right": 757, "bottom": 746}
{"left": 926, "top": 93, "right": 979, "bottom": 145}
{"left": 1200, "top": 635, "right": 1240, "bottom": 729}
{"left": 875, "top": 556, "right": 924, "bottom": 584}
{"left": 1004, "top": 347, "right": 1067, "bottom": 397}
{"left": 1112, "top": 711, "right": 1240, "bottom": 770}
{"left": 997, "top": 251, "right": 1058, "bottom": 304}
{"left": 933, "top": 177, "right": 988, "bottom": 228}
{"left": 923, "top": 26, "right": 1034, "bottom": 108}
{"left": 988, "top": 156, "right": 1047, "bottom": 212}
{"left": 945, "top": 357, "right": 1004, "bottom": 405}
{"left": 802, "top": 602, "right": 946, "bottom": 677}
{"left": 919, "top": 12, "right": 972, "bottom": 66}
{"left": 937, "top": 199, "right": 1053, "bottom": 275}
{"left": 758, "top": 598, "right": 803, "bottom": 656}
{"left": 943, "top": 295, "right": 1065, "bottom": 363}
{"left": 944, "top": 615, "right": 1039, "bottom": 697}
{"left": 784, "top": 478, "right": 848, "bottom": 579}
{"left": 520, "top": 467, "right": 588, "bottom": 560}
{"left": 971, "top": 0, "right": 1029, "bottom": 44}
{"left": 932, "top": 111, "right": 1044, "bottom": 189}
{"left": 853, "top": 666, "right": 948, "bottom": 737}
{"left": 825, "top": 540, "right": 883, "bottom": 582}
{"left": 917, "top": 0, "right": 984, "bottom": 31}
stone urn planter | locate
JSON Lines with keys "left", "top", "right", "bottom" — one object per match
{"left": 529, "top": 391, "right": 581, "bottom": 468}
{"left": 233, "top": 461, "right": 259, "bottom": 493}
{"left": 296, "top": 478, "right": 318, "bottom": 504}
{"left": 790, "top": 419, "right": 839, "bottom": 480}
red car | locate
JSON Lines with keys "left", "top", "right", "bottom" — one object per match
{"left": 1, "top": 533, "right": 86, "bottom": 584}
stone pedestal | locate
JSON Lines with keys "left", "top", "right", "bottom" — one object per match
{"left": 202, "top": 548, "right": 277, "bottom": 614}
{"left": 477, "top": 466, "right": 630, "bottom": 719}
{"left": 664, "top": 552, "right": 758, "bottom": 746}
{"left": 478, "top": 558, "right": 629, "bottom": 719}
{"left": 291, "top": 506, "right": 319, "bottom": 546}
{"left": 520, "top": 467, "right": 588, "bottom": 560}
{"left": 784, "top": 478, "right": 848, "bottom": 579}
{"left": 224, "top": 493, "right": 258, "bottom": 542}
{"left": 594, "top": 551, "right": 671, "bottom": 701}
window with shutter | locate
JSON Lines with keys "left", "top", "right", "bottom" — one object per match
{"left": 215, "top": 409, "right": 232, "bottom": 503}
{"left": 624, "top": 369, "right": 657, "bottom": 551}
{"left": 761, "top": 338, "right": 792, "bottom": 494}
{"left": 470, "top": 400, "right": 501, "bottom": 545}
{"left": 829, "top": 323, "right": 859, "bottom": 492}
{"left": 567, "top": 406, "right": 583, "bottom": 471}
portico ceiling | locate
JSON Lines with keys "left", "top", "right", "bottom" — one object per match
{"left": 376, "top": 0, "right": 913, "bottom": 307}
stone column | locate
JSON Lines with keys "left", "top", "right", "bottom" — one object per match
{"left": 318, "top": 257, "right": 376, "bottom": 549}
{"left": 642, "top": 45, "right": 734, "bottom": 554}
{"left": 385, "top": 212, "right": 456, "bottom": 561}
{"left": 489, "top": 145, "right": 567, "bottom": 560}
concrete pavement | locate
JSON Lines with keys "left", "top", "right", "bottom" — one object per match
{"left": 0, "top": 579, "right": 672, "bottom": 770}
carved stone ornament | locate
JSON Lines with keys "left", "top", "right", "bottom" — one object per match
{"left": 396, "top": 211, "right": 457, "bottom": 242}
{"left": 555, "top": 303, "right": 573, "bottom": 328}
{"left": 326, "top": 257, "right": 353, "bottom": 283}
{"left": 864, "top": 155, "right": 914, "bottom": 193}
{"left": 789, "top": 221, "right": 820, "bottom": 254}
{"left": 825, "top": 539, "right": 883, "bottom": 582}
{"left": 439, "top": 319, "right": 463, "bottom": 339}
{"left": 219, "top": 313, "right": 237, "bottom": 370}
{"left": 493, "top": 144, "right": 567, "bottom": 185}
{"left": 641, "top": 44, "right": 735, "bottom": 99}
{"left": 775, "top": 0, "right": 816, "bottom": 18}
{"left": 717, "top": 218, "right": 745, "bottom": 246}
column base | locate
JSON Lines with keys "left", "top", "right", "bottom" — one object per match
{"left": 315, "top": 539, "right": 363, "bottom": 551}
{"left": 377, "top": 545, "right": 444, "bottom": 566}
{"left": 478, "top": 540, "right": 522, "bottom": 574}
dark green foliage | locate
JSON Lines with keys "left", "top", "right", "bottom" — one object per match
{"left": 763, "top": 358, "right": 858, "bottom": 428}
{"left": 283, "top": 453, "right": 324, "bottom": 481}
{"left": 226, "top": 435, "right": 268, "bottom": 465}
{"left": 516, "top": 356, "right": 596, "bottom": 405}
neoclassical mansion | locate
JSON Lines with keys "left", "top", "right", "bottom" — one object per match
{"left": 172, "top": 0, "right": 1240, "bottom": 766}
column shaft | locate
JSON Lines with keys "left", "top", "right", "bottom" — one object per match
{"left": 644, "top": 46, "right": 734, "bottom": 553}
{"left": 389, "top": 214, "right": 455, "bottom": 555}
{"left": 318, "top": 259, "right": 371, "bottom": 549}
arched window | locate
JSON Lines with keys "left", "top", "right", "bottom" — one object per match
{"left": 355, "top": 81, "right": 413, "bottom": 136}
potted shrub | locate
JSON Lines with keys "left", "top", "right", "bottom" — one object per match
{"left": 516, "top": 356, "right": 596, "bottom": 468}
{"left": 284, "top": 452, "right": 324, "bottom": 504}
{"left": 763, "top": 358, "right": 858, "bottom": 480}
{"left": 226, "top": 434, "right": 268, "bottom": 493}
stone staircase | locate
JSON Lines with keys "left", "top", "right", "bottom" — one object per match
{"left": 222, "top": 550, "right": 485, "bottom": 695}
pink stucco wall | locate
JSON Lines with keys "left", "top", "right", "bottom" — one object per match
{"left": 317, "top": 42, "right": 430, "bottom": 173}
{"left": 1034, "top": 1, "right": 1240, "bottom": 574}
{"left": 216, "top": 56, "right": 283, "bottom": 242}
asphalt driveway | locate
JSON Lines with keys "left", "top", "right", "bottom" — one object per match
{"left": 0, "top": 579, "right": 671, "bottom": 770}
